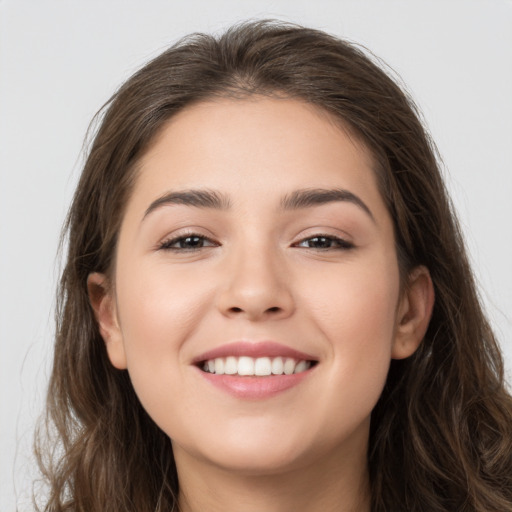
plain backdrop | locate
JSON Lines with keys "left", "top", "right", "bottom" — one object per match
{"left": 1, "top": 1, "right": 511, "bottom": 510}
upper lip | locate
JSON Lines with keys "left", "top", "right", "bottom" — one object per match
{"left": 192, "top": 341, "right": 317, "bottom": 364}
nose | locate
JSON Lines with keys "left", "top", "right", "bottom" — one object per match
{"left": 215, "top": 245, "right": 295, "bottom": 321}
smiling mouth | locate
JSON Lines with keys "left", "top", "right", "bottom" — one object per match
{"left": 200, "top": 356, "right": 317, "bottom": 376}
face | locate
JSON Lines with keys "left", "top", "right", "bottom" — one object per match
{"left": 91, "top": 97, "right": 431, "bottom": 477}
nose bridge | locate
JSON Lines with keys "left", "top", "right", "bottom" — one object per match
{"left": 217, "top": 235, "right": 294, "bottom": 320}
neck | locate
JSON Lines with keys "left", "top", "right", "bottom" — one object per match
{"left": 175, "top": 443, "right": 371, "bottom": 512}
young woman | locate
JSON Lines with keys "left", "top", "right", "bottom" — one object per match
{"left": 36, "top": 20, "right": 512, "bottom": 511}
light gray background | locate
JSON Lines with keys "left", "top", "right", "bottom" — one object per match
{"left": 1, "top": 1, "right": 511, "bottom": 510}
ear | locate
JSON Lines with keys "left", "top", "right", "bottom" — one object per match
{"left": 392, "top": 266, "right": 434, "bottom": 360}
{"left": 87, "top": 272, "right": 127, "bottom": 369}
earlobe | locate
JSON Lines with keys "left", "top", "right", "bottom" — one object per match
{"left": 392, "top": 266, "right": 435, "bottom": 360}
{"left": 87, "top": 272, "right": 127, "bottom": 370}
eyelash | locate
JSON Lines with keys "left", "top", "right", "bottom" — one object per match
{"left": 158, "top": 233, "right": 218, "bottom": 251}
{"left": 158, "top": 233, "right": 354, "bottom": 252}
{"left": 294, "top": 234, "right": 354, "bottom": 251}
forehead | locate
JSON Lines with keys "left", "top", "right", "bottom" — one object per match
{"left": 127, "top": 96, "right": 387, "bottom": 220}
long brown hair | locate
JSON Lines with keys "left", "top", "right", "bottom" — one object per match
{"left": 36, "top": 20, "right": 512, "bottom": 511}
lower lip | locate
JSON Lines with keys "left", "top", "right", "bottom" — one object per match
{"left": 196, "top": 368, "right": 313, "bottom": 399}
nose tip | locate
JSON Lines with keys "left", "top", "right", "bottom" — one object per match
{"left": 216, "top": 259, "right": 295, "bottom": 321}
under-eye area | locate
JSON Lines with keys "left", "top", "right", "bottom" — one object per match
{"left": 199, "top": 356, "right": 319, "bottom": 376}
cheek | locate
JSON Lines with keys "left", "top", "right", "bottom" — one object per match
{"left": 306, "top": 258, "right": 400, "bottom": 400}
{"left": 117, "top": 257, "right": 215, "bottom": 338}
{"left": 308, "top": 254, "right": 399, "bottom": 340}
{"left": 113, "top": 262, "right": 213, "bottom": 402}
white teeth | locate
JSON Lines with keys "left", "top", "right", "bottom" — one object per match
{"left": 294, "top": 360, "right": 307, "bottom": 374}
{"left": 284, "top": 358, "right": 296, "bottom": 375}
{"left": 202, "top": 356, "right": 312, "bottom": 376}
{"left": 214, "top": 358, "right": 225, "bottom": 375}
{"left": 271, "top": 357, "right": 284, "bottom": 375}
{"left": 238, "top": 356, "right": 255, "bottom": 376}
{"left": 254, "top": 357, "right": 272, "bottom": 376}
{"left": 224, "top": 356, "right": 237, "bottom": 375}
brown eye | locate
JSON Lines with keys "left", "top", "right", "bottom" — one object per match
{"left": 159, "top": 235, "right": 217, "bottom": 251}
{"left": 296, "top": 235, "right": 353, "bottom": 250}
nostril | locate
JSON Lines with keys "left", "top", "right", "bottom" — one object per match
{"left": 227, "top": 306, "right": 281, "bottom": 315}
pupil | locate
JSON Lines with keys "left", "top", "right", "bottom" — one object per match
{"left": 183, "top": 236, "right": 202, "bottom": 248}
{"left": 310, "top": 237, "right": 331, "bottom": 248}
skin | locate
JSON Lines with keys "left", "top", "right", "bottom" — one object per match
{"left": 89, "top": 97, "right": 434, "bottom": 512}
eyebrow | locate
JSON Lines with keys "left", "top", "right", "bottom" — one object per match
{"left": 143, "top": 189, "right": 231, "bottom": 219}
{"left": 280, "top": 188, "right": 375, "bottom": 222}
{"left": 142, "top": 187, "right": 374, "bottom": 222}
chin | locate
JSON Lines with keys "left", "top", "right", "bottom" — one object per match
{"left": 199, "top": 441, "right": 313, "bottom": 476}
{"left": 172, "top": 417, "right": 334, "bottom": 478}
